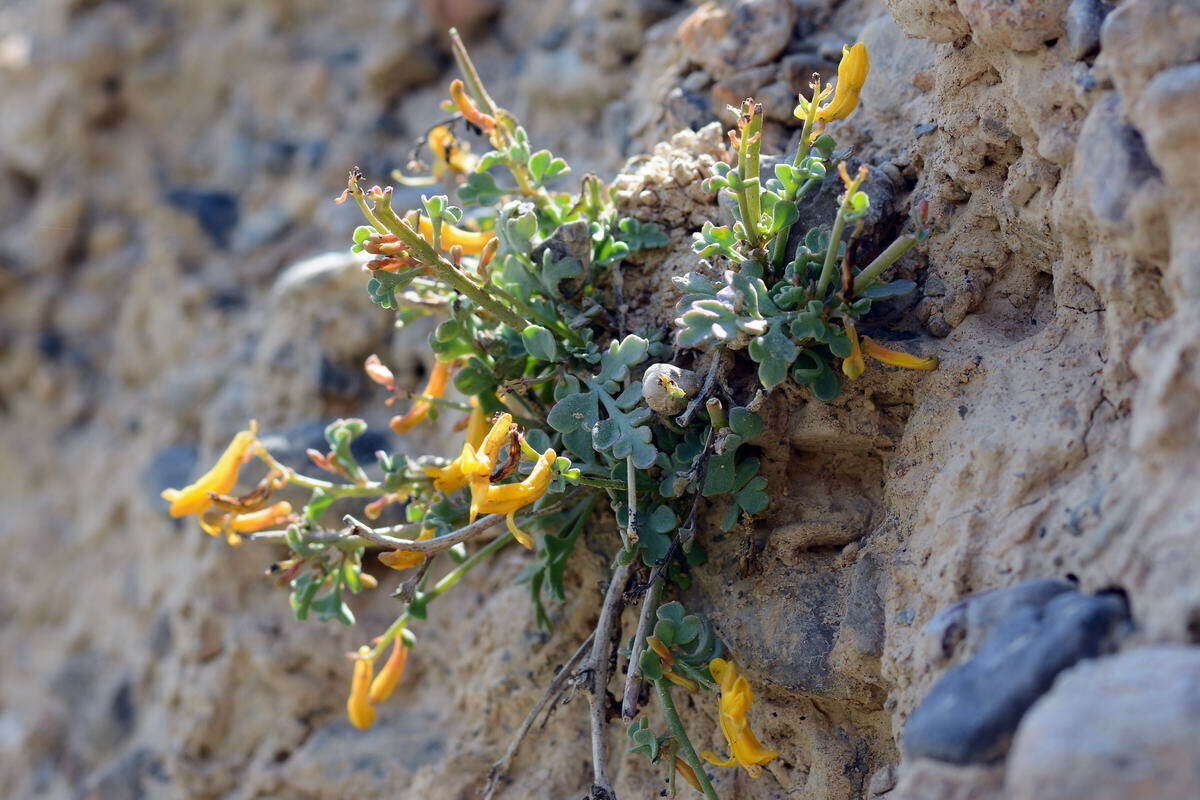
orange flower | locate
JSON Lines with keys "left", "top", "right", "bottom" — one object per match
{"left": 862, "top": 336, "right": 938, "bottom": 371}
{"left": 199, "top": 500, "right": 294, "bottom": 546}
{"left": 700, "top": 658, "right": 779, "bottom": 777}
{"left": 391, "top": 360, "right": 453, "bottom": 434}
{"left": 368, "top": 637, "right": 409, "bottom": 705}
{"left": 378, "top": 528, "right": 434, "bottom": 572}
{"left": 161, "top": 422, "right": 259, "bottom": 517}
{"left": 346, "top": 646, "right": 376, "bottom": 730}
{"left": 449, "top": 78, "right": 496, "bottom": 131}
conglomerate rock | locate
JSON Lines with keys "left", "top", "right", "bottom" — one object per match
{"left": 2, "top": 1, "right": 1199, "bottom": 799}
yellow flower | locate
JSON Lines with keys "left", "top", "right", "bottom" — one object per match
{"left": 346, "top": 646, "right": 376, "bottom": 730}
{"left": 815, "top": 42, "right": 869, "bottom": 123}
{"left": 862, "top": 336, "right": 938, "bottom": 371}
{"left": 368, "top": 636, "right": 409, "bottom": 705}
{"left": 378, "top": 528, "right": 434, "bottom": 572}
{"left": 473, "top": 446, "right": 556, "bottom": 550}
{"left": 842, "top": 319, "right": 866, "bottom": 380}
{"left": 416, "top": 214, "right": 496, "bottom": 256}
{"left": 199, "top": 500, "right": 295, "bottom": 547}
{"left": 427, "top": 125, "right": 477, "bottom": 179}
{"left": 161, "top": 422, "right": 259, "bottom": 518}
{"left": 461, "top": 412, "right": 516, "bottom": 521}
{"left": 423, "top": 399, "right": 489, "bottom": 493}
{"left": 700, "top": 658, "right": 779, "bottom": 777}
{"left": 390, "top": 360, "right": 453, "bottom": 434}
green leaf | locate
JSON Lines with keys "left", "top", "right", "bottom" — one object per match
{"left": 640, "top": 649, "right": 664, "bottom": 681}
{"left": 826, "top": 331, "right": 852, "bottom": 358}
{"left": 654, "top": 618, "right": 678, "bottom": 645}
{"left": 647, "top": 505, "right": 677, "bottom": 534}
{"left": 547, "top": 391, "right": 599, "bottom": 434}
{"left": 767, "top": 200, "right": 800, "bottom": 236}
{"left": 454, "top": 357, "right": 497, "bottom": 395}
{"left": 304, "top": 489, "right": 334, "bottom": 522}
{"left": 539, "top": 249, "right": 582, "bottom": 298}
{"left": 521, "top": 325, "right": 558, "bottom": 361}
{"left": 676, "top": 615, "right": 701, "bottom": 645}
{"left": 616, "top": 217, "right": 669, "bottom": 251}
{"left": 728, "top": 407, "right": 762, "bottom": 440}
{"left": 703, "top": 450, "right": 737, "bottom": 497}
{"left": 657, "top": 601, "right": 685, "bottom": 625}
{"left": 792, "top": 351, "right": 841, "bottom": 401}
{"left": 747, "top": 321, "right": 798, "bottom": 389}
{"left": 457, "top": 172, "right": 505, "bottom": 206}
{"left": 691, "top": 221, "right": 744, "bottom": 261}
{"left": 290, "top": 575, "right": 319, "bottom": 621}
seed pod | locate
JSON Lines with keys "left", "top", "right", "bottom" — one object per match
{"left": 641, "top": 364, "right": 699, "bottom": 415}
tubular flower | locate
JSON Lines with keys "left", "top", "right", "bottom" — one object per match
{"left": 379, "top": 528, "right": 435, "bottom": 572}
{"left": 449, "top": 78, "right": 496, "bottom": 131}
{"left": 428, "top": 125, "right": 477, "bottom": 178}
{"left": 199, "top": 500, "right": 295, "bottom": 546}
{"left": 416, "top": 214, "right": 495, "bottom": 256}
{"left": 461, "top": 412, "right": 516, "bottom": 521}
{"left": 473, "top": 446, "right": 557, "bottom": 549}
{"left": 700, "top": 658, "right": 779, "bottom": 777}
{"left": 841, "top": 320, "right": 866, "bottom": 380}
{"left": 815, "top": 42, "right": 869, "bottom": 123}
{"left": 391, "top": 360, "right": 453, "bottom": 434}
{"left": 161, "top": 421, "right": 259, "bottom": 518}
{"left": 862, "top": 336, "right": 939, "bottom": 371}
{"left": 368, "top": 636, "right": 409, "bottom": 705}
{"left": 423, "top": 399, "right": 489, "bottom": 493}
{"left": 346, "top": 646, "right": 376, "bottom": 730}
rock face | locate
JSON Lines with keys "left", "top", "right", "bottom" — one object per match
{"left": 902, "top": 582, "right": 1129, "bottom": 764}
{"left": 2, "top": 1, "right": 1200, "bottom": 799}
{"left": 1006, "top": 648, "right": 1200, "bottom": 800}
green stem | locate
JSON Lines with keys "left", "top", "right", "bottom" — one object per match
{"left": 575, "top": 475, "right": 626, "bottom": 491}
{"left": 851, "top": 234, "right": 918, "bottom": 295}
{"left": 767, "top": 176, "right": 818, "bottom": 271}
{"left": 448, "top": 28, "right": 497, "bottom": 115}
{"left": 816, "top": 183, "right": 854, "bottom": 298}
{"left": 654, "top": 678, "right": 720, "bottom": 800}
{"left": 257, "top": 446, "right": 398, "bottom": 497}
{"left": 368, "top": 199, "right": 529, "bottom": 331}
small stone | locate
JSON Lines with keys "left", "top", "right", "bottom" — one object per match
{"left": 913, "top": 122, "right": 938, "bottom": 137}
{"left": 870, "top": 764, "right": 898, "bottom": 795}
{"left": 903, "top": 584, "right": 1129, "bottom": 764}
{"left": 1065, "top": 0, "right": 1108, "bottom": 60}
{"left": 845, "top": 554, "right": 885, "bottom": 657}
{"left": 957, "top": 0, "right": 1071, "bottom": 52}
{"left": 165, "top": 188, "right": 239, "bottom": 249}
{"left": 1007, "top": 648, "right": 1200, "bottom": 800}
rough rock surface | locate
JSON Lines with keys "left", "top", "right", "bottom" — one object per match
{"left": 2, "top": 1, "right": 1200, "bottom": 799}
